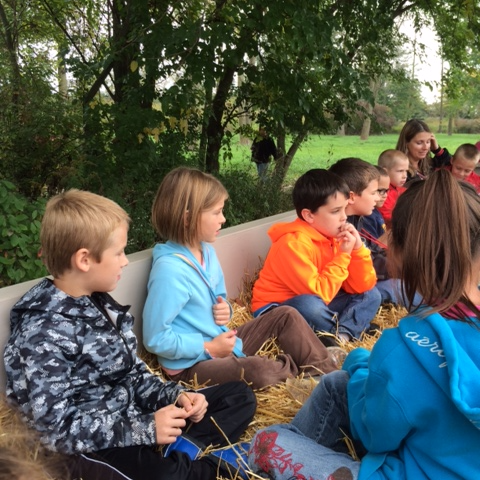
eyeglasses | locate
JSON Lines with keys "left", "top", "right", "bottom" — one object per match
{"left": 377, "top": 189, "right": 390, "bottom": 196}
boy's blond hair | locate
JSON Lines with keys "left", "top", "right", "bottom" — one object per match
{"left": 378, "top": 149, "right": 408, "bottom": 171}
{"left": 151, "top": 167, "right": 228, "bottom": 245}
{"left": 40, "top": 189, "right": 130, "bottom": 277}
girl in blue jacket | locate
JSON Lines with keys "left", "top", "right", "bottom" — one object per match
{"left": 248, "top": 169, "right": 480, "bottom": 480}
{"left": 143, "top": 167, "right": 338, "bottom": 390}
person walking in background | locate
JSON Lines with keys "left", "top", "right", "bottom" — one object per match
{"left": 251, "top": 127, "right": 277, "bottom": 180}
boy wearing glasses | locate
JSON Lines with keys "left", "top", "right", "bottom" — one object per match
{"left": 362, "top": 166, "right": 390, "bottom": 241}
{"left": 330, "top": 158, "right": 419, "bottom": 309}
{"left": 374, "top": 151, "right": 421, "bottom": 307}
{"left": 377, "top": 149, "right": 409, "bottom": 228}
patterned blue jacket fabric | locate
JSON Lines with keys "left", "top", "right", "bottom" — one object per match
{"left": 4, "top": 278, "right": 185, "bottom": 454}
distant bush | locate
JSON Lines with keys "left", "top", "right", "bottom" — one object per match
{"left": 345, "top": 102, "right": 397, "bottom": 135}
{"left": 0, "top": 165, "right": 294, "bottom": 286}
{"left": 218, "top": 166, "right": 293, "bottom": 226}
{"left": 455, "top": 118, "right": 480, "bottom": 135}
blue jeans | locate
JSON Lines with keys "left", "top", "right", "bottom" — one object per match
{"left": 282, "top": 288, "right": 381, "bottom": 339}
{"left": 256, "top": 162, "right": 269, "bottom": 180}
{"left": 376, "top": 279, "right": 423, "bottom": 309}
{"left": 248, "top": 371, "right": 361, "bottom": 480}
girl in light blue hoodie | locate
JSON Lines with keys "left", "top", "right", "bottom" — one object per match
{"left": 248, "top": 169, "right": 480, "bottom": 480}
{"left": 143, "top": 167, "right": 338, "bottom": 390}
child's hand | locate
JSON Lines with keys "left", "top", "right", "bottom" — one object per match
{"left": 337, "top": 223, "right": 362, "bottom": 253}
{"left": 213, "top": 296, "right": 230, "bottom": 326}
{"left": 430, "top": 134, "right": 439, "bottom": 151}
{"left": 176, "top": 392, "right": 208, "bottom": 423}
{"left": 204, "top": 330, "right": 237, "bottom": 358}
{"left": 154, "top": 404, "right": 188, "bottom": 445}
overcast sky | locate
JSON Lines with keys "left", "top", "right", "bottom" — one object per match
{"left": 397, "top": 19, "right": 443, "bottom": 104}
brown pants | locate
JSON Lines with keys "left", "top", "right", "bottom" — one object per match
{"left": 170, "top": 306, "right": 337, "bottom": 389}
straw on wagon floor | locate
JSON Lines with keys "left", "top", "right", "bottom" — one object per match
{"left": 0, "top": 265, "right": 407, "bottom": 480}
{"left": 143, "top": 299, "right": 406, "bottom": 480}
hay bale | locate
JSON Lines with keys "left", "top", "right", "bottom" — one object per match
{"left": 0, "top": 396, "right": 68, "bottom": 479}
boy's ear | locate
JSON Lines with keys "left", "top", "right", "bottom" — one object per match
{"left": 348, "top": 191, "right": 356, "bottom": 204}
{"left": 72, "top": 248, "right": 92, "bottom": 273}
{"left": 300, "top": 208, "right": 315, "bottom": 224}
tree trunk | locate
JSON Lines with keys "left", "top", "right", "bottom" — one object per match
{"left": 204, "top": 66, "right": 236, "bottom": 173}
{"left": 110, "top": 0, "right": 140, "bottom": 104}
{"left": 360, "top": 78, "right": 379, "bottom": 141}
{"left": 438, "top": 58, "right": 444, "bottom": 133}
{"left": 58, "top": 56, "right": 68, "bottom": 98}
{"left": 0, "top": 0, "right": 21, "bottom": 104}
{"left": 360, "top": 116, "right": 372, "bottom": 140}
{"left": 198, "top": 82, "right": 213, "bottom": 170}
{"left": 447, "top": 115, "right": 453, "bottom": 135}
{"left": 238, "top": 57, "right": 256, "bottom": 145}
{"left": 273, "top": 129, "right": 308, "bottom": 183}
{"left": 337, "top": 124, "right": 346, "bottom": 135}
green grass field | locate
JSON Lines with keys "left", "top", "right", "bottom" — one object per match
{"left": 224, "top": 133, "right": 480, "bottom": 185}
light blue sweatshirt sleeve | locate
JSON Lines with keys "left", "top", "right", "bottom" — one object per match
{"left": 143, "top": 255, "right": 213, "bottom": 367}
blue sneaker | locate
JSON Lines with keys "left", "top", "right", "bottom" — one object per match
{"left": 163, "top": 434, "right": 204, "bottom": 460}
{"left": 209, "top": 442, "right": 250, "bottom": 480}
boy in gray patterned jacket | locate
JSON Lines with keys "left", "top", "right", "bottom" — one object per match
{"left": 4, "top": 190, "right": 256, "bottom": 480}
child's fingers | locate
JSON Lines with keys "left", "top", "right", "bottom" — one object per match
{"left": 223, "top": 329, "right": 237, "bottom": 338}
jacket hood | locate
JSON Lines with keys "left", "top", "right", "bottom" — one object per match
{"left": 268, "top": 218, "right": 330, "bottom": 244}
{"left": 10, "top": 278, "right": 126, "bottom": 332}
{"left": 398, "top": 312, "right": 480, "bottom": 430}
{"left": 152, "top": 241, "right": 193, "bottom": 262}
{"left": 152, "top": 241, "right": 215, "bottom": 263}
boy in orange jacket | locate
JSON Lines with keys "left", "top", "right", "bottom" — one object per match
{"left": 252, "top": 169, "right": 381, "bottom": 342}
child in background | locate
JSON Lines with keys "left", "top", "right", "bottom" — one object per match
{"left": 248, "top": 169, "right": 480, "bottom": 480}
{"left": 4, "top": 189, "right": 256, "bottom": 480}
{"left": 252, "top": 168, "right": 381, "bottom": 343}
{"left": 443, "top": 143, "right": 480, "bottom": 193}
{"left": 377, "top": 149, "right": 409, "bottom": 228}
{"left": 143, "top": 167, "right": 338, "bottom": 390}
{"left": 361, "top": 166, "right": 388, "bottom": 241}
{"left": 329, "top": 158, "right": 385, "bottom": 277}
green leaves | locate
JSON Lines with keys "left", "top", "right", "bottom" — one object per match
{"left": 0, "top": 180, "right": 47, "bottom": 287}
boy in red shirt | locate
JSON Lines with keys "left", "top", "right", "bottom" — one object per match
{"left": 377, "top": 149, "right": 409, "bottom": 228}
{"left": 444, "top": 143, "right": 480, "bottom": 194}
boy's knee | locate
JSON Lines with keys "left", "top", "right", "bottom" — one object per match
{"left": 323, "top": 369, "right": 349, "bottom": 391}
{"left": 269, "top": 305, "right": 304, "bottom": 324}
{"left": 364, "top": 286, "right": 382, "bottom": 306}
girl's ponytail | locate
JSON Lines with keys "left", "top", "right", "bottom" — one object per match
{"left": 390, "top": 169, "right": 480, "bottom": 322}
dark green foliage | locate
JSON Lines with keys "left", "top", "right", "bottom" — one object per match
{"left": 0, "top": 181, "right": 48, "bottom": 287}
{"left": 218, "top": 167, "right": 293, "bottom": 227}
{"left": 0, "top": 81, "right": 83, "bottom": 199}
